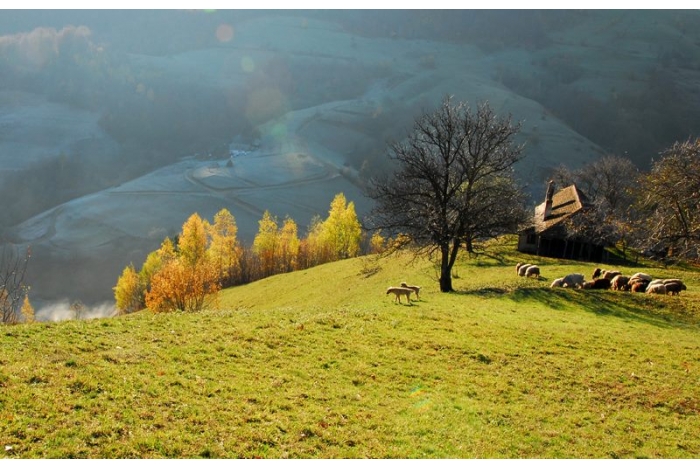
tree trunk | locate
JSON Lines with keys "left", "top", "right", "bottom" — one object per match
{"left": 439, "top": 240, "right": 460, "bottom": 292}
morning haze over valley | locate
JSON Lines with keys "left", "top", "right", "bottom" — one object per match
{"left": 2, "top": 9, "right": 699, "bottom": 318}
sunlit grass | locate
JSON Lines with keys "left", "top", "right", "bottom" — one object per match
{"left": 2, "top": 238, "right": 699, "bottom": 457}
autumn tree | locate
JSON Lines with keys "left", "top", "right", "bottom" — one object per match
{"left": 633, "top": 137, "right": 700, "bottom": 262}
{"left": 113, "top": 264, "right": 143, "bottom": 314}
{"left": 143, "top": 214, "right": 219, "bottom": 313}
{"left": 21, "top": 294, "right": 35, "bottom": 323}
{"left": 320, "top": 193, "right": 362, "bottom": 261}
{"left": 278, "top": 216, "right": 300, "bottom": 273}
{"left": 138, "top": 237, "right": 176, "bottom": 292}
{"left": 367, "top": 96, "right": 528, "bottom": 292}
{"left": 253, "top": 210, "right": 279, "bottom": 278}
{"left": 207, "top": 208, "right": 241, "bottom": 287}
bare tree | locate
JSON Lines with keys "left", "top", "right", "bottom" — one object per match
{"left": 367, "top": 96, "right": 528, "bottom": 292}
{"left": 550, "top": 154, "right": 640, "bottom": 256}
{"left": 0, "top": 245, "right": 31, "bottom": 324}
{"left": 633, "top": 137, "right": 700, "bottom": 263}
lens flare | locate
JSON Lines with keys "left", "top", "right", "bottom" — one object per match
{"left": 216, "top": 24, "right": 234, "bottom": 43}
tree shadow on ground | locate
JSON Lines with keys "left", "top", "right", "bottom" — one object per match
{"left": 454, "top": 286, "right": 699, "bottom": 330}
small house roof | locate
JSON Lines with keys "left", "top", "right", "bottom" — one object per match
{"left": 533, "top": 184, "right": 589, "bottom": 234}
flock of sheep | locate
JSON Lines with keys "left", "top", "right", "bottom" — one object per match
{"left": 386, "top": 263, "right": 689, "bottom": 304}
{"left": 514, "top": 262, "right": 689, "bottom": 295}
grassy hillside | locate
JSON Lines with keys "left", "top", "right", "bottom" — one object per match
{"left": 2, "top": 238, "right": 700, "bottom": 458}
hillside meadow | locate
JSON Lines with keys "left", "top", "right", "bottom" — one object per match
{"left": 1, "top": 237, "right": 700, "bottom": 458}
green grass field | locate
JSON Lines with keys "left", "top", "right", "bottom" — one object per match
{"left": 2, "top": 238, "right": 699, "bottom": 458}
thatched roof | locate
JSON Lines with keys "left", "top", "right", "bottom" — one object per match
{"left": 532, "top": 184, "right": 589, "bottom": 234}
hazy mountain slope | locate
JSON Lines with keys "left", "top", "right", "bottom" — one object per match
{"left": 1, "top": 11, "right": 699, "bottom": 307}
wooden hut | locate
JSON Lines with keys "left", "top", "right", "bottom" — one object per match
{"left": 517, "top": 181, "right": 607, "bottom": 262}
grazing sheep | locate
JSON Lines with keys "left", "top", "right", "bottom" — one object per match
{"left": 386, "top": 286, "right": 413, "bottom": 304}
{"left": 630, "top": 280, "right": 650, "bottom": 293}
{"left": 646, "top": 279, "right": 665, "bottom": 291}
{"left": 550, "top": 278, "right": 565, "bottom": 288}
{"left": 525, "top": 265, "right": 540, "bottom": 278}
{"left": 602, "top": 270, "right": 622, "bottom": 280}
{"left": 562, "top": 273, "right": 585, "bottom": 288}
{"left": 517, "top": 263, "right": 532, "bottom": 277}
{"left": 664, "top": 281, "right": 687, "bottom": 295}
{"left": 611, "top": 275, "right": 630, "bottom": 291}
{"left": 646, "top": 283, "right": 667, "bottom": 295}
{"left": 629, "top": 272, "right": 653, "bottom": 283}
{"left": 593, "top": 268, "right": 622, "bottom": 280}
{"left": 582, "top": 278, "right": 611, "bottom": 290}
{"left": 400, "top": 282, "right": 421, "bottom": 300}
{"left": 516, "top": 262, "right": 524, "bottom": 274}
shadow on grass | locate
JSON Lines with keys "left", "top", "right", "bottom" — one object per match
{"left": 454, "top": 286, "right": 699, "bottom": 329}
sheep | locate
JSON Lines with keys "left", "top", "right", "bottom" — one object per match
{"left": 611, "top": 274, "right": 630, "bottom": 291}
{"left": 593, "top": 267, "right": 622, "bottom": 280}
{"left": 517, "top": 263, "right": 532, "bottom": 277}
{"left": 646, "top": 283, "right": 667, "bottom": 295}
{"left": 516, "top": 262, "right": 524, "bottom": 275}
{"left": 664, "top": 281, "right": 687, "bottom": 295}
{"left": 630, "top": 280, "right": 650, "bottom": 293}
{"left": 525, "top": 265, "right": 540, "bottom": 278}
{"left": 386, "top": 286, "right": 413, "bottom": 304}
{"left": 582, "top": 278, "right": 611, "bottom": 290}
{"left": 550, "top": 278, "right": 565, "bottom": 288}
{"left": 562, "top": 273, "right": 585, "bottom": 288}
{"left": 629, "top": 272, "right": 653, "bottom": 283}
{"left": 400, "top": 282, "right": 421, "bottom": 300}
{"left": 645, "top": 279, "right": 665, "bottom": 292}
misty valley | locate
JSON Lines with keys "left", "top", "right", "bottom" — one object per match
{"left": 1, "top": 10, "right": 700, "bottom": 317}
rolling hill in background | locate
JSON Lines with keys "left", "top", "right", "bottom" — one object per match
{"left": 1, "top": 10, "right": 699, "bottom": 309}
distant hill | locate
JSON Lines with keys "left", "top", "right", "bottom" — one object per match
{"left": 1, "top": 10, "right": 699, "bottom": 305}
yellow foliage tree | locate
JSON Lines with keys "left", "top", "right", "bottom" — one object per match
{"left": 278, "top": 216, "right": 300, "bottom": 273}
{"left": 21, "top": 294, "right": 35, "bottom": 323}
{"left": 145, "top": 258, "right": 218, "bottom": 313}
{"left": 114, "top": 264, "right": 143, "bottom": 314}
{"left": 253, "top": 210, "right": 279, "bottom": 278}
{"left": 207, "top": 208, "right": 241, "bottom": 287}
{"left": 143, "top": 214, "right": 219, "bottom": 313}
{"left": 179, "top": 213, "right": 208, "bottom": 267}
{"left": 369, "top": 230, "right": 386, "bottom": 254}
{"left": 320, "top": 193, "right": 362, "bottom": 261}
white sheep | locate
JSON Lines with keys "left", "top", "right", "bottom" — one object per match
{"left": 551, "top": 278, "right": 564, "bottom": 288}
{"left": 525, "top": 265, "right": 540, "bottom": 278}
{"left": 562, "top": 273, "right": 585, "bottom": 288}
{"left": 386, "top": 286, "right": 413, "bottom": 304}
{"left": 629, "top": 272, "right": 652, "bottom": 283}
{"left": 400, "top": 282, "right": 421, "bottom": 300}
{"left": 517, "top": 263, "right": 532, "bottom": 276}
{"left": 646, "top": 283, "right": 667, "bottom": 295}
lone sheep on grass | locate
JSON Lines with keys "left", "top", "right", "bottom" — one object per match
{"left": 387, "top": 286, "right": 413, "bottom": 304}
{"left": 400, "top": 282, "right": 421, "bottom": 300}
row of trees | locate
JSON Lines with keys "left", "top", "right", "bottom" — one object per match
{"left": 114, "top": 193, "right": 373, "bottom": 314}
